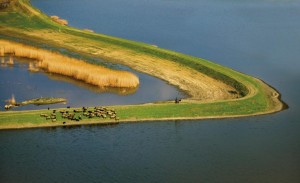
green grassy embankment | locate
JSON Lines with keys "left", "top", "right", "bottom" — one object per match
{"left": 0, "top": 0, "right": 284, "bottom": 129}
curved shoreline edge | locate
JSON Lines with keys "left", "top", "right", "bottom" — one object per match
{"left": 0, "top": 98, "right": 285, "bottom": 130}
{"left": 0, "top": 0, "right": 286, "bottom": 130}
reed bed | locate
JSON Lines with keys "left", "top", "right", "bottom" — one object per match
{"left": 50, "top": 15, "right": 68, "bottom": 25}
{"left": 0, "top": 40, "right": 139, "bottom": 88}
{"left": 6, "top": 94, "right": 16, "bottom": 105}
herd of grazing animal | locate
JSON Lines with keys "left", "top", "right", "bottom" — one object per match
{"left": 40, "top": 106, "right": 119, "bottom": 125}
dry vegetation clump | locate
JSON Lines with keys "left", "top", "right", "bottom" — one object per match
{"left": 50, "top": 15, "right": 68, "bottom": 25}
{"left": 7, "top": 55, "right": 14, "bottom": 65}
{"left": 28, "top": 62, "right": 39, "bottom": 72}
{"left": 83, "top": 29, "right": 94, "bottom": 33}
{"left": 5, "top": 94, "right": 16, "bottom": 105}
{"left": 0, "top": 40, "right": 139, "bottom": 88}
{"left": 0, "top": 0, "right": 10, "bottom": 9}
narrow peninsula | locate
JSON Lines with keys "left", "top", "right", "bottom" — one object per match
{"left": 0, "top": 0, "right": 285, "bottom": 130}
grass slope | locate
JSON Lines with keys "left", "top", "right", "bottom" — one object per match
{"left": 0, "top": 0, "right": 284, "bottom": 129}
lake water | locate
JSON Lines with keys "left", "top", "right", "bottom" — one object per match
{"left": 1, "top": 0, "right": 300, "bottom": 182}
{"left": 0, "top": 56, "right": 185, "bottom": 110}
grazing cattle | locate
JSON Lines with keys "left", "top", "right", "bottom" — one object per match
{"left": 40, "top": 113, "right": 47, "bottom": 117}
{"left": 74, "top": 109, "right": 82, "bottom": 113}
{"left": 52, "top": 106, "right": 119, "bottom": 124}
{"left": 68, "top": 113, "right": 75, "bottom": 120}
{"left": 175, "top": 97, "right": 181, "bottom": 104}
{"left": 82, "top": 107, "right": 87, "bottom": 112}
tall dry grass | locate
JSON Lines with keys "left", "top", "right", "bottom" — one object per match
{"left": 0, "top": 40, "right": 139, "bottom": 88}
{"left": 8, "top": 56, "right": 14, "bottom": 65}
{"left": 50, "top": 15, "right": 68, "bottom": 25}
{"left": 5, "top": 94, "right": 16, "bottom": 105}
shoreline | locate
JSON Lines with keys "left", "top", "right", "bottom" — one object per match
{"left": 0, "top": 0, "right": 286, "bottom": 130}
{"left": 0, "top": 79, "right": 286, "bottom": 130}
{"left": 0, "top": 65, "right": 285, "bottom": 130}
{"left": 0, "top": 102, "right": 286, "bottom": 131}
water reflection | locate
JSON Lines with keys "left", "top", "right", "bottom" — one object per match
{"left": 0, "top": 56, "right": 14, "bottom": 67}
{"left": 1, "top": 0, "right": 300, "bottom": 182}
{"left": 1, "top": 56, "right": 138, "bottom": 95}
{"left": 47, "top": 73, "right": 138, "bottom": 95}
{"left": 0, "top": 56, "right": 185, "bottom": 110}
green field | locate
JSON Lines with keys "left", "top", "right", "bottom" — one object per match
{"left": 0, "top": 0, "right": 284, "bottom": 129}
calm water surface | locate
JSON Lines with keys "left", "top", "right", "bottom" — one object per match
{"left": 1, "top": 0, "right": 300, "bottom": 182}
{"left": 0, "top": 57, "right": 185, "bottom": 110}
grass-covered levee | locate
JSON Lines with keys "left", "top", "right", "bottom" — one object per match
{"left": 0, "top": 0, "right": 285, "bottom": 129}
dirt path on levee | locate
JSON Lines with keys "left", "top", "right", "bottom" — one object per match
{"left": 1, "top": 30, "right": 238, "bottom": 101}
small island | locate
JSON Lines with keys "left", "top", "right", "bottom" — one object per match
{"left": 0, "top": 0, "right": 285, "bottom": 130}
{"left": 21, "top": 97, "right": 66, "bottom": 106}
{"left": 4, "top": 96, "right": 67, "bottom": 110}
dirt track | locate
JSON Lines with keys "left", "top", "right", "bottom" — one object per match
{"left": 1, "top": 31, "right": 238, "bottom": 101}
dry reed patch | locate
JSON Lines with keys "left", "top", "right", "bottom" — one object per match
{"left": 50, "top": 15, "right": 68, "bottom": 25}
{"left": 0, "top": 29, "right": 237, "bottom": 100}
{"left": 0, "top": 40, "right": 139, "bottom": 88}
{"left": 5, "top": 94, "right": 16, "bottom": 105}
{"left": 21, "top": 30, "right": 237, "bottom": 100}
{"left": 83, "top": 29, "right": 94, "bottom": 33}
